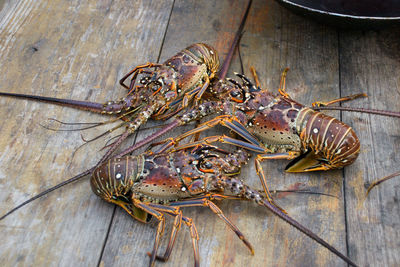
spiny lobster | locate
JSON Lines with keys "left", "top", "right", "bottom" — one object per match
{"left": 0, "top": 141, "right": 359, "bottom": 267}
{"left": 133, "top": 68, "right": 364, "bottom": 208}
{"left": 0, "top": 42, "right": 219, "bottom": 166}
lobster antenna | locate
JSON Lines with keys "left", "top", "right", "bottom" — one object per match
{"left": 314, "top": 106, "right": 400, "bottom": 118}
{"left": 217, "top": 0, "right": 252, "bottom": 80}
{"left": 271, "top": 189, "right": 337, "bottom": 198}
{"left": 0, "top": 92, "right": 105, "bottom": 113}
{"left": 0, "top": 169, "right": 92, "bottom": 221}
{"left": 366, "top": 171, "right": 400, "bottom": 196}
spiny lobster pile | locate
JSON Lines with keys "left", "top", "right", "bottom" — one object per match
{"left": 1, "top": 4, "right": 400, "bottom": 267}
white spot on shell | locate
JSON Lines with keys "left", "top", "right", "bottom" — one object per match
{"left": 115, "top": 173, "right": 122, "bottom": 179}
{"left": 181, "top": 187, "right": 187, "bottom": 192}
{"left": 313, "top": 128, "right": 319, "bottom": 134}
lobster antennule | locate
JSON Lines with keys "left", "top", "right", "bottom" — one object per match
{"left": 0, "top": 92, "right": 105, "bottom": 113}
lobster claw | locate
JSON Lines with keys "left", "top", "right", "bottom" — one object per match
{"left": 285, "top": 151, "right": 331, "bottom": 172}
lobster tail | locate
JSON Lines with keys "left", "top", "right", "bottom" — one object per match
{"left": 288, "top": 108, "right": 360, "bottom": 172}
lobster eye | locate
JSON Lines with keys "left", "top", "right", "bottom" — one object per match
{"left": 202, "top": 161, "right": 213, "bottom": 169}
{"left": 230, "top": 90, "right": 240, "bottom": 97}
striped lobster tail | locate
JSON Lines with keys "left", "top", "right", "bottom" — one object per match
{"left": 295, "top": 108, "right": 360, "bottom": 171}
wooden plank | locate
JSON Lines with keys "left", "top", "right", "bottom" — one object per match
{"left": 0, "top": 0, "right": 173, "bottom": 266}
{"left": 99, "top": 1, "right": 250, "bottom": 266}
{"left": 340, "top": 29, "right": 400, "bottom": 266}
{"left": 236, "top": 0, "right": 348, "bottom": 266}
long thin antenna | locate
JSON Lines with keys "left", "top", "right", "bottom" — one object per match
{"left": 313, "top": 106, "right": 400, "bottom": 118}
{"left": 217, "top": 0, "right": 252, "bottom": 80}
{"left": 366, "top": 171, "right": 400, "bottom": 196}
{"left": 0, "top": 92, "right": 105, "bottom": 113}
{"left": 0, "top": 169, "right": 91, "bottom": 220}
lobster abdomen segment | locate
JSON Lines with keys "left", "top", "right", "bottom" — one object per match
{"left": 291, "top": 108, "right": 360, "bottom": 171}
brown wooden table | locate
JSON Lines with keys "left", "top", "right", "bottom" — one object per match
{"left": 0, "top": 0, "right": 399, "bottom": 266}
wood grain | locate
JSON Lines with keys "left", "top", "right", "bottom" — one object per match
{"left": 236, "top": 1, "right": 346, "bottom": 266}
{"left": 0, "top": 0, "right": 174, "bottom": 266}
{"left": 340, "top": 28, "right": 400, "bottom": 267}
{"left": 0, "top": 0, "right": 399, "bottom": 266}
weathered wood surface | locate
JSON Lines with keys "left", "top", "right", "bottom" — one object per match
{"left": 0, "top": 0, "right": 399, "bottom": 266}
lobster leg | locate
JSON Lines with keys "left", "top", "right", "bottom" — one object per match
{"left": 153, "top": 115, "right": 261, "bottom": 147}
{"left": 153, "top": 216, "right": 200, "bottom": 266}
{"left": 146, "top": 203, "right": 200, "bottom": 267}
{"left": 250, "top": 66, "right": 262, "bottom": 90}
{"left": 132, "top": 200, "right": 166, "bottom": 267}
{"left": 181, "top": 217, "right": 200, "bottom": 267}
{"left": 168, "top": 195, "right": 254, "bottom": 255}
{"left": 119, "top": 63, "right": 162, "bottom": 90}
{"left": 170, "top": 135, "right": 264, "bottom": 154}
{"left": 145, "top": 204, "right": 182, "bottom": 263}
{"left": 312, "top": 93, "right": 367, "bottom": 107}
{"left": 278, "top": 68, "right": 290, "bottom": 98}
{"left": 193, "top": 75, "right": 211, "bottom": 106}
{"left": 254, "top": 152, "right": 300, "bottom": 211}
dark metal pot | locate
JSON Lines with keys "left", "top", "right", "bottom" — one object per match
{"left": 275, "top": 0, "right": 400, "bottom": 29}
